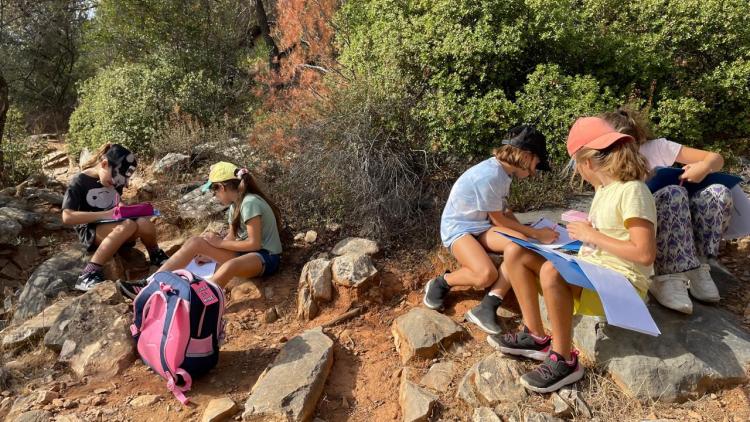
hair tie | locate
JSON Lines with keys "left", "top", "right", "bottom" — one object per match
{"left": 237, "top": 168, "right": 249, "bottom": 178}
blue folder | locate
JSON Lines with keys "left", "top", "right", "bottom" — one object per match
{"left": 646, "top": 167, "right": 742, "bottom": 195}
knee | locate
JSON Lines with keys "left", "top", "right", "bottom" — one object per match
{"left": 504, "top": 243, "right": 525, "bottom": 261}
{"left": 539, "top": 262, "right": 562, "bottom": 290}
{"left": 114, "top": 219, "right": 138, "bottom": 236}
{"left": 708, "top": 184, "right": 733, "bottom": 204}
{"left": 475, "top": 265, "right": 498, "bottom": 288}
{"left": 655, "top": 185, "right": 688, "bottom": 203}
{"left": 136, "top": 217, "right": 155, "bottom": 231}
{"left": 184, "top": 236, "right": 207, "bottom": 252}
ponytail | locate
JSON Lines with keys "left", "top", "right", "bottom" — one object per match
{"left": 599, "top": 107, "right": 653, "bottom": 144}
{"left": 228, "top": 169, "right": 282, "bottom": 236}
{"left": 82, "top": 143, "right": 112, "bottom": 170}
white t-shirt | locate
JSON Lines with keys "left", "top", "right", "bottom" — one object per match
{"left": 639, "top": 138, "right": 683, "bottom": 170}
{"left": 440, "top": 157, "right": 511, "bottom": 247}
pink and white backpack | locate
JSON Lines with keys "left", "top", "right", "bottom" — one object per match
{"left": 130, "top": 270, "right": 226, "bottom": 404}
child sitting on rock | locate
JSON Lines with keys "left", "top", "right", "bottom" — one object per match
{"left": 489, "top": 117, "right": 657, "bottom": 393}
{"left": 602, "top": 108, "right": 731, "bottom": 314}
{"left": 62, "top": 143, "right": 169, "bottom": 291}
{"left": 423, "top": 125, "right": 558, "bottom": 335}
{"left": 118, "top": 162, "right": 282, "bottom": 299}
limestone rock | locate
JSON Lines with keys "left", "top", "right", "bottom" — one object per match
{"left": 331, "top": 253, "right": 377, "bottom": 288}
{"left": 10, "top": 410, "right": 52, "bottom": 422}
{"left": 202, "top": 397, "right": 237, "bottom": 422}
{"left": 399, "top": 379, "right": 437, "bottom": 422}
{"left": 297, "top": 283, "right": 318, "bottom": 321}
{"left": 304, "top": 230, "right": 318, "bottom": 243}
{"left": 299, "top": 259, "right": 332, "bottom": 302}
{"left": 523, "top": 411, "right": 565, "bottom": 422}
{"left": 540, "top": 270, "right": 750, "bottom": 402}
{"left": 129, "top": 394, "right": 159, "bottom": 407}
{"left": 43, "top": 282, "right": 134, "bottom": 379}
{"left": 153, "top": 153, "right": 190, "bottom": 175}
{"left": 0, "top": 219, "right": 21, "bottom": 245}
{"left": 23, "top": 188, "right": 63, "bottom": 206}
{"left": 457, "top": 353, "right": 526, "bottom": 407}
{"left": 473, "top": 407, "right": 502, "bottom": 422}
{"left": 1, "top": 298, "right": 74, "bottom": 350}
{"left": 243, "top": 327, "right": 334, "bottom": 421}
{"left": 0, "top": 207, "right": 41, "bottom": 228}
{"left": 177, "top": 187, "right": 228, "bottom": 220}
{"left": 391, "top": 308, "right": 465, "bottom": 363}
{"left": 420, "top": 361, "right": 455, "bottom": 391}
{"left": 331, "top": 237, "right": 379, "bottom": 256}
{"left": 13, "top": 247, "right": 87, "bottom": 323}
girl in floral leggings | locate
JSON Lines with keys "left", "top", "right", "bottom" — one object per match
{"left": 603, "top": 108, "right": 732, "bottom": 314}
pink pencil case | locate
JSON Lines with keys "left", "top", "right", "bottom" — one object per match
{"left": 561, "top": 210, "right": 589, "bottom": 223}
{"left": 112, "top": 203, "right": 155, "bottom": 220}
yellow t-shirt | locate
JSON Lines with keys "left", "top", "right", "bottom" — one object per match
{"left": 575, "top": 180, "right": 657, "bottom": 315}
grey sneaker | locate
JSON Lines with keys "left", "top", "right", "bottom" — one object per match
{"left": 487, "top": 327, "right": 551, "bottom": 361}
{"left": 520, "top": 350, "right": 584, "bottom": 393}
{"left": 74, "top": 271, "right": 106, "bottom": 292}
{"left": 423, "top": 273, "right": 451, "bottom": 310}
{"left": 465, "top": 295, "right": 502, "bottom": 335}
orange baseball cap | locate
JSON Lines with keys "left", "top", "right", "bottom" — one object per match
{"left": 566, "top": 117, "right": 634, "bottom": 157}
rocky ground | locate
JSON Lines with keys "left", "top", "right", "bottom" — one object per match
{"left": 1, "top": 139, "right": 749, "bottom": 422}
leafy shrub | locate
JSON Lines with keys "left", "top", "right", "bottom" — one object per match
{"left": 653, "top": 96, "right": 708, "bottom": 145}
{"left": 68, "top": 62, "right": 225, "bottom": 155}
{"left": 1, "top": 106, "right": 42, "bottom": 186}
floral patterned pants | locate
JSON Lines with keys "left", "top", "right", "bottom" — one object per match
{"left": 653, "top": 184, "right": 733, "bottom": 275}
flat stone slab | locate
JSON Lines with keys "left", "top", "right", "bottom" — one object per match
{"left": 399, "top": 379, "right": 437, "bottom": 422}
{"left": 243, "top": 327, "right": 334, "bottom": 421}
{"left": 457, "top": 352, "right": 527, "bottom": 407}
{"left": 420, "top": 361, "right": 455, "bottom": 391}
{"left": 391, "top": 308, "right": 465, "bottom": 364}
{"left": 331, "top": 253, "right": 378, "bottom": 288}
{"left": 202, "top": 397, "right": 238, "bottom": 422}
{"left": 331, "top": 237, "right": 380, "bottom": 256}
{"left": 541, "top": 270, "right": 750, "bottom": 402}
{"left": 1, "top": 298, "right": 74, "bottom": 350}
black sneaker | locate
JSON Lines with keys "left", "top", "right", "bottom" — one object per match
{"left": 487, "top": 327, "right": 551, "bottom": 361}
{"left": 423, "top": 273, "right": 451, "bottom": 310}
{"left": 465, "top": 295, "right": 502, "bottom": 334}
{"left": 520, "top": 350, "right": 584, "bottom": 393}
{"left": 149, "top": 248, "right": 170, "bottom": 266}
{"left": 74, "top": 271, "right": 106, "bottom": 292}
{"left": 117, "top": 279, "right": 149, "bottom": 301}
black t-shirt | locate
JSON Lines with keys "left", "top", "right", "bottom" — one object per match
{"left": 62, "top": 173, "right": 122, "bottom": 215}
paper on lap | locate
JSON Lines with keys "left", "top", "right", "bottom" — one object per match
{"left": 529, "top": 218, "right": 578, "bottom": 249}
{"left": 185, "top": 259, "right": 217, "bottom": 279}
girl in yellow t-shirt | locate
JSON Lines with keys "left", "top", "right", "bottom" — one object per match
{"left": 488, "top": 117, "right": 657, "bottom": 394}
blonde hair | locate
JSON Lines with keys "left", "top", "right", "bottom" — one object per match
{"left": 599, "top": 107, "right": 653, "bottom": 144}
{"left": 81, "top": 143, "right": 112, "bottom": 170}
{"left": 574, "top": 141, "right": 650, "bottom": 182}
{"left": 493, "top": 145, "right": 535, "bottom": 172}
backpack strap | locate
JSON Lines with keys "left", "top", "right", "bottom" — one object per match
{"left": 166, "top": 369, "right": 193, "bottom": 405}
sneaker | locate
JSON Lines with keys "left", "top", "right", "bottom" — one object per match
{"left": 117, "top": 279, "right": 149, "bottom": 301}
{"left": 650, "top": 273, "right": 692, "bottom": 314}
{"left": 520, "top": 350, "right": 584, "bottom": 393}
{"left": 465, "top": 297, "right": 502, "bottom": 335}
{"left": 699, "top": 256, "right": 733, "bottom": 277}
{"left": 423, "top": 273, "right": 451, "bottom": 310}
{"left": 149, "top": 248, "right": 170, "bottom": 266}
{"left": 74, "top": 271, "right": 106, "bottom": 292}
{"left": 487, "top": 327, "right": 551, "bottom": 361}
{"left": 684, "top": 264, "right": 720, "bottom": 303}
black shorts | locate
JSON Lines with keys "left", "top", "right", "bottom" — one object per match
{"left": 76, "top": 223, "right": 136, "bottom": 253}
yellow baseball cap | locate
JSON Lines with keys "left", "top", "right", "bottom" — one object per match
{"left": 200, "top": 161, "right": 239, "bottom": 192}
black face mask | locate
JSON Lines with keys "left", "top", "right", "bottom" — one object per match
{"left": 105, "top": 144, "right": 137, "bottom": 188}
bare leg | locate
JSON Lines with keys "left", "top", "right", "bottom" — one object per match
{"left": 477, "top": 226, "right": 527, "bottom": 297}
{"left": 503, "top": 243, "right": 546, "bottom": 336}
{"left": 91, "top": 220, "right": 138, "bottom": 265}
{"left": 212, "top": 254, "right": 264, "bottom": 287}
{"left": 158, "top": 236, "right": 238, "bottom": 273}
{"left": 133, "top": 217, "right": 158, "bottom": 250}
{"left": 446, "top": 234, "right": 498, "bottom": 289}
{"left": 539, "top": 261, "right": 581, "bottom": 360}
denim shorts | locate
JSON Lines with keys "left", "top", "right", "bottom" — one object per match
{"left": 239, "top": 249, "right": 281, "bottom": 277}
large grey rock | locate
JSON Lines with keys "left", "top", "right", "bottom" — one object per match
{"left": 1, "top": 298, "right": 74, "bottom": 350}
{"left": 243, "top": 327, "right": 334, "bottom": 421}
{"left": 473, "top": 407, "right": 502, "bottom": 422}
{"left": 177, "top": 187, "right": 228, "bottom": 220}
{"left": 43, "top": 282, "right": 134, "bottom": 379}
{"left": 10, "top": 410, "right": 52, "bottom": 422}
{"left": 153, "top": 153, "right": 190, "bottom": 175}
{"left": 0, "top": 218, "right": 21, "bottom": 245}
{"left": 540, "top": 271, "right": 750, "bottom": 402}
{"left": 391, "top": 308, "right": 465, "bottom": 364}
{"left": 23, "top": 188, "right": 63, "bottom": 206}
{"left": 331, "top": 253, "right": 378, "bottom": 288}
{"left": 399, "top": 378, "right": 437, "bottom": 422}
{"left": 457, "top": 353, "right": 527, "bottom": 407}
{"left": 13, "top": 247, "right": 87, "bottom": 323}
{"left": 331, "top": 237, "right": 380, "bottom": 256}
{"left": 300, "top": 258, "right": 332, "bottom": 302}
{"left": 0, "top": 207, "right": 41, "bottom": 228}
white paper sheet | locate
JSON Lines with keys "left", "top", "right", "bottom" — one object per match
{"left": 185, "top": 259, "right": 217, "bottom": 279}
{"left": 529, "top": 218, "right": 578, "bottom": 250}
{"left": 724, "top": 185, "right": 750, "bottom": 239}
{"left": 576, "top": 259, "right": 660, "bottom": 336}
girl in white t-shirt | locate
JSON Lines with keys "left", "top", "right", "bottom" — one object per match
{"left": 424, "top": 125, "right": 559, "bottom": 335}
{"left": 602, "top": 108, "right": 731, "bottom": 314}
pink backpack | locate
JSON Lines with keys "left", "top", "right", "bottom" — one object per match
{"left": 130, "top": 270, "right": 225, "bottom": 404}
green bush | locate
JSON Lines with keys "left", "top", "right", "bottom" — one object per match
{"left": 68, "top": 62, "right": 225, "bottom": 155}
{"left": 653, "top": 96, "right": 708, "bottom": 145}
{"left": 1, "top": 106, "right": 42, "bottom": 186}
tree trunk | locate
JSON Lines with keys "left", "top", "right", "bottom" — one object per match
{"left": 254, "top": 0, "right": 280, "bottom": 72}
{"left": 0, "top": 71, "right": 9, "bottom": 171}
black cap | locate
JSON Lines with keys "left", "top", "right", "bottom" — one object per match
{"left": 105, "top": 144, "right": 137, "bottom": 188}
{"left": 501, "top": 125, "right": 551, "bottom": 171}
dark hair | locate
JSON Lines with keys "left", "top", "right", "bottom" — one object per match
{"left": 223, "top": 170, "right": 282, "bottom": 236}
{"left": 599, "top": 107, "right": 653, "bottom": 144}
